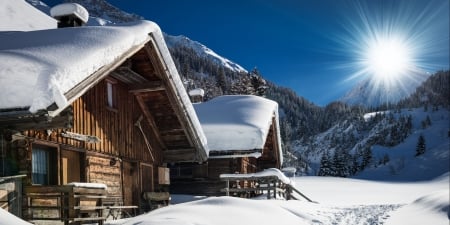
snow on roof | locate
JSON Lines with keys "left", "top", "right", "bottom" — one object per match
{"left": 0, "top": 20, "right": 154, "bottom": 114}
{"left": 194, "top": 95, "right": 281, "bottom": 160}
{"left": 220, "top": 168, "right": 291, "bottom": 184}
{"left": 67, "top": 182, "right": 107, "bottom": 189}
{"left": 50, "top": 3, "right": 89, "bottom": 23}
{"left": 0, "top": 0, "right": 56, "bottom": 31}
{"left": 189, "top": 88, "right": 205, "bottom": 97}
{"left": 0, "top": 18, "right": 208, "bottom": 159}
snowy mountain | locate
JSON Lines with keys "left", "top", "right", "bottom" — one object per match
{"left": 340, "top": 71, "right": 430, "bottom": 107}
{"left": 164, "top": 35, "right": 247, "bottom": 73}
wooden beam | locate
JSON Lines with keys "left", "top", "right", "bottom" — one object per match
{"left": 161, "top": 134, "right": 188, "bottom": 142}
{"left": 111, "top": 66, "right": 149, "bottom": 84}
{"left": 135, "top": 95, "right": 167, "bottom": 150}
{"left": 0, "top": 107, "right": 73, "bottom": 131}
{"left": 162, "top": 149, "right": 196, "bottom": 162}
{"left": 144, "top": 43, "right": 194, "bottom": 148}
{"left": 129, "top": 80, "right": 165, "bottom": 93}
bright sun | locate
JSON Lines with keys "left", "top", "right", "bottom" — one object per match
{"left": 364, "top": 37, "right": 412, "bottom": 82}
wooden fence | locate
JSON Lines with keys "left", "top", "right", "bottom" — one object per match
{"left": 220, "top": 174, "right": 315, "bottom": 202}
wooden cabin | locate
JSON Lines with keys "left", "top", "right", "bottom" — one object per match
{"left": 0, "top": 21, "right": 208, "bottom": 221}
{"left": 169, "top": 95, "right": 283, "bottom": 195}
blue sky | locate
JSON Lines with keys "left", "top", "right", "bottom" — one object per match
{"left": 46, "top": 0, "right": 449, "bottom": 106}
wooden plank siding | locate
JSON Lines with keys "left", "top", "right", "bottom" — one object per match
{"left": 22, "top": 79, "right": 163, "bottom": 165}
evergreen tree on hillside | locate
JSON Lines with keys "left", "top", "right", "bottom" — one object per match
{"left": 318, "top": 153, "right": 332, "bottom": 176}
{"left": 361, "top": 146, "right": 373, "bottom": 170}
{"left": 332, "top": 148, "right": 351, "bottom": 177}
{"left": 415, "top": 135, "right": 426, "bottom": 157}
{"left": 249, "top": 67, "right": 267, "bottom": 96}
{"left": 216, "top": 68, "right": 227, "bottom": 94}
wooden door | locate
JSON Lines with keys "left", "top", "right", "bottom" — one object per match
{"left": 122, "top": 161, "right": 139, "bottom": 206}
{"left": 140, "top": 163, "right": 153, "bottom": 192}
{"left": 61, "top": 150, "right": 81, "bottom": 184}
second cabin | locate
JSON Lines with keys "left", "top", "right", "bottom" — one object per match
{"left": 170, "top": 95, "right": 283, "bottom": 196}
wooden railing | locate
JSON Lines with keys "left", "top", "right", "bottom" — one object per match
{"left": 220, "top": 173, "right": 315, "bottom": 202}
{"left": 24, "top": 185, "right": 107, "bottom": 225}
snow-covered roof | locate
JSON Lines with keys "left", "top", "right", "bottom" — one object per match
{"left": 50, "top": 3, "right": 89, "bottom": 23}
{"left": 194, "top": 95, "right": 282, "bottom": 160}
{"left": 0, "top": 21, "right": 153, "bottom": 114}
{"left": 67, "top": 182, "right": 107, "bottom": 189}
{"left": 0, "top": 0, "right": 56, "bottom": 31}
{"left": 0, "top": 18, "right": 209, "bottom": 160}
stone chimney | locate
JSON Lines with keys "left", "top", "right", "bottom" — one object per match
{"left": 50, "top": 3, "right": 89, "bottom": 28}
{"left": 188, "top": 88, "right": 205, "bottom": 103}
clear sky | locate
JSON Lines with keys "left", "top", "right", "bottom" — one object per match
{"left": 46, "top": 0, "right": 449, "bottom": 106}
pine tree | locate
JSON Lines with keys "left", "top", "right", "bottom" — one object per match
{"left": 249, "top": 67, "right": 267, "bottom": 96}
{"left": 318, "top": 153, "right": 332, "bottom": 176}
{"left": 216, "top": 68, "right": 227, "bottom": 94}
{"left": 360, "top": 147, "right": 372, "bottom": 170}
{"left": 332, "top": 148, "right": 351, "bottom": 177}
{"left": 415, "top": 135, "right": 426, "bottom": 156}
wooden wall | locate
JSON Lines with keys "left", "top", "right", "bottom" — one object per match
{"left": 15, "top": 77, "right": 166, "bottom": 205}
{"left": 23, "top": 78, "right": 163, "bottom": 164}
{"left": 86, "top": 155, "right": 122, "bottom": 196}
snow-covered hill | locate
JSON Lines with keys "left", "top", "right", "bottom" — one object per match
{"left": 340, "top": 71, "right": 430, "bottom": 107}
{"left": 293, "top": 107, "right": 449, "bottom": 181}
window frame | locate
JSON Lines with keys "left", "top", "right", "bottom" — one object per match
{"left": 31, "top": 142, "right": 60, "bottom": 185}
{"left": 105, "top": 78, "right": 118, "bottom": 111}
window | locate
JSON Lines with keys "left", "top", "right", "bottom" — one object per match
{"left": 32, "top": 145, "right": 57, "bottom": 185}
{"left": 106, "top": 79, "right": 117, "bottom": 109}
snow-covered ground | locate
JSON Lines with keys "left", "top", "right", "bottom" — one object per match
{"left": 101, "top": 174, "right": 447, "bottom": 225}
{"left": 1, "top": 173, "right": 447, "bottom": 225}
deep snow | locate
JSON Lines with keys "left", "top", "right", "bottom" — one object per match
{"left": 104, "top": 174, "right": 449, "bottom": 225}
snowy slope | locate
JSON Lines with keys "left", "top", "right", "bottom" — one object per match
{"left": 63, "top": 0, "right": 143, "bottom": 23}
{"left": 293, "top": 107, "right": 449, "bottom": 181}
{"left": 340, "top": 71, "right": 430, "bottom": 107}
{"left": 0, "top": 0, "right": 56, "bottom": 31}
{"left": 354, "top": 108, "right": 449, "bottom": 181}
{"left": 165, "top": 34, "right": 247, "bottom": 73}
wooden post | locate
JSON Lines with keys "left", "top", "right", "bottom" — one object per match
{"left": 225, "top": 180, "right": 230, "bottom": 196}
{"left": 273, "top": 180, "right": 276, "bottom": 199}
